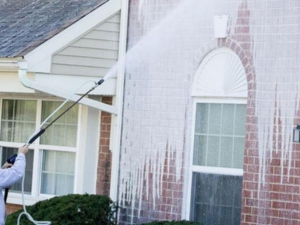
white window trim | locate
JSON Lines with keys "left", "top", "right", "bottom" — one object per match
{"left": 0, "top": 96, "right": 86, "bottom": 205}
{"left": 185, "top": 97, "right": 246, "bottom": 220}
{"left": 192, "top": 166, "right": 243, "bottom": 176}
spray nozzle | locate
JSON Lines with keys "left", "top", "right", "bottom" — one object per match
{"left": 97, "top": 79, "right": 105, "bottom": 85}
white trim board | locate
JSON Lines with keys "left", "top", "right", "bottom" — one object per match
{"left": 24, "top": 0, "right": 121, "bottom": 73}
{"left": 192, "top": 166, "right": 243, "bottom": 176}
{"left": 35, "top": 73, "right": 116, "bottom": 95}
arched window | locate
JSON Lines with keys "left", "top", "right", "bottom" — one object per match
{"left": 189, "top": 48, "right": 247, "bottom": 225}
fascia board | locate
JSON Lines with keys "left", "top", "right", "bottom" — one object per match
{"left": 24, "top": 0, "right": 121, "bottom": 73}
{"left": 0, "top": 58, "right": 22, "bottom": 71}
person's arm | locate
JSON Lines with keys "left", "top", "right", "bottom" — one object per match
{"left": 0, "top": 146, "right": 28, "bottom": 188}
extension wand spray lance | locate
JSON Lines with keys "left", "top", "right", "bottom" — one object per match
{"left": 3, "top": 77, "right": 106, "bottom": 225}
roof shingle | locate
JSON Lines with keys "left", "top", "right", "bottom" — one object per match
{"left": 0, "top": 0, "right": 108, "bottom": 57}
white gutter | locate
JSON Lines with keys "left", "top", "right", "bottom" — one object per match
{"left": 0, "top": 60, "right": 19, "bottom": 71}
{"left": 109, "top": 0, "right": 129, "bottom": 202}
{"left": 17, "top": 61, "right": 118, "bottom": 115}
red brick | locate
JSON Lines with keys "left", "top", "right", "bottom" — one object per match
{"left": 272, "top": 201, "right": 286, "bottom": 209}
{"left": 271, "top": 218, "right": 285, "bottom": 225}
{"left": 245, "top": 215, "right": 257, "bottom": 223}
{"left": 286, "top": 203, "right": 299, "bottom": 211}
{"left": 258, "top": 216, "right": 270, "bottom": 224}
{"left": 6, "top": 204, "right": 22, "bottom": 216}
{"left": 265, "top": 208, "right": 279, "bottom": 217}
{"left": 96, "top": 97, "right": 113, "bottom": 196}
{"left": 272, "top": 184, "right": 286, "bottom": 192}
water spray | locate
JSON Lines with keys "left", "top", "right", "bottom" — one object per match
{"left": 4, "top": 77, "right": 106, "bottom": 225}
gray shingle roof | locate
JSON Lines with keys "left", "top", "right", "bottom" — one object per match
{"left": 0, "top": 0, "right": 108, "bottom": 57}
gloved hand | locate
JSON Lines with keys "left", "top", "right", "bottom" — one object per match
{"left": 1, "top": 162, "right": 12, "bottom": 169}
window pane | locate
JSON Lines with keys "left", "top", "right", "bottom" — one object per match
{"left": 193, "top": 103, "right": 246, "bottom": 168}
{"left": 1, "top": 100, "right": 37, "bottom": 143}
{"left": 234, "top": 105, "right": 246, "bottom": 136}
{"left": 1, "top": 121, "right": 12, "bottom": 141}
{"left": 233, "top": 138, "right": 245, "bottom": 169}
{"left": 191, "top": 172, "right": 242, "bottom": 225}
{"left": 41, "top": 173, "right": 55, "bottom": 195}
{"left": 1, "top": 147, "right": 33, "bottom": 194}
{"left": 41, "top": 150, "right": 75, "bottom": 195}
{"left": 193, "top": 135, "right": 207, "bottom": 165}
{"left": 220, "top": 137, "right": 233, "bottom": 168}
{"left": 195, "top": 103, "right": 209, "bottom": 134}
{"left": 206, "top": 136, "right": 219, "bottom": 167}
{"left": 222, "top": 104, "right": 234, "bottom": 135}
{"left": 1, "top": 100, "right": 14, "bottom": 120}
{"left": 43, "top": 150, "right": 56, "bottom": 172}
{"left": 40, "top": 101, "right": 78, "bottom": 147}
{"left": 208, "top": 104, "right": 221, "bottom": 135}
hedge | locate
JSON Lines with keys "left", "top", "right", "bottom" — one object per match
{"left": 6, "top": 194, "right": 118, "bottom": 225}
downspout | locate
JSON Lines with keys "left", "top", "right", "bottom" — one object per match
{"left": 109, "top": 0, "right": 129, "bottom": 202}
{"left": 17, "top": 61, "right": 118, "bottom": 115}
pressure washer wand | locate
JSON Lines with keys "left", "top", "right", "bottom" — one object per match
{"left": 4, "top": 78, "right": 105, "bottom": 203}
{"left": 27, "top": 78, "right": 105, "bottom": 145}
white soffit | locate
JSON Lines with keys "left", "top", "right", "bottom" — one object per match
{"left": 192, "top": 48, "right": 247, "bottom": 98}
{"left": 24, "top": 0, "right": 121, "bottom": 73}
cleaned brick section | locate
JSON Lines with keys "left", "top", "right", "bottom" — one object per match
{"left": 119, "top": 152, "right": 184, "bottom": 224}
{"left": 96, "top": 97, "right": 113, "bottom": 196}
{"left": 123, "top": 0, "right": 300, "bottom": 224}
{"left": 119, "top": 1, "right": 188, "bottom": 224}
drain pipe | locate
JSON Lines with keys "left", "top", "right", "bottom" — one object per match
{"left": 17, "top": 61, "right": 117, "bottom": 115}
{"left": 109, "top": 0, "right": 129, "bottom": 203}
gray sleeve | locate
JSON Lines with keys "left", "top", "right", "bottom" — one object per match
{"left": 0, "top": 153, "right": 26, "bottom": 188}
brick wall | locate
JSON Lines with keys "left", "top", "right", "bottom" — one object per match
{"left": 96, "top": 96, "right": 113, "bottom": 196}
{"left": 236, "top": 1, "right": 300, "bottom": 225}
{"left": 118, "top": 151, "right": 184, "bottom": 224}
{"left": 121, "top": 0, "right": 300, "bottom": 224}
{"left": 119, "top": 1, "right": 189, "bottom": 224}
{"left": 6, "top": 203, "right": 22, "bottom": 216}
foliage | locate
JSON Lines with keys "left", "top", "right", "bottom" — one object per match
{"left": 141, "top": 220, "right": 203, "bottom": 225}
{"left": 6, "top": 194, "right": 118, "bottom": 225}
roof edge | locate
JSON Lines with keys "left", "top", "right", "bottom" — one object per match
{"left": 24, "top": 0, "right": 121, "bottom": 73}
{"left": 0, "top": 57, "right": 23, "bottom": 71}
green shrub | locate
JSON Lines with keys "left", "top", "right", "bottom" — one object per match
{"left": 141, "top": 220, "right": 203, "bottom": 225}
{"left": 6, "top": 194, "right": 117, "bottom": 225}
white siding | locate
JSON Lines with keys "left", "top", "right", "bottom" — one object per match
{"left": 51, "top": 13, "right": 120, "bottom": 78}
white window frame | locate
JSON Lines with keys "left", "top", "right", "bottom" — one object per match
{"left": 185, "top": 47, "right": 248, "bottom": 220}
{"left": 0, "top": 96, "right": 85, "bottom": 205}
{"left": 185, "top": 97, "right": 246, "bottom": 219}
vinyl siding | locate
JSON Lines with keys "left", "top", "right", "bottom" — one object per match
{"left": 51, "top": 13, "right": 120, "bottom": 77}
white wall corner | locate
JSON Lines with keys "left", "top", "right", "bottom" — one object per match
{"left": 109, "top": 0, "right": 128, "bottom": 202}
{"left": 27, "top": 56, "right": 51, "bottom": 73}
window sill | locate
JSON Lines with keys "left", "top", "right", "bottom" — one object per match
{"left": 6, "top": 193, "right": 52, "bottom": 206}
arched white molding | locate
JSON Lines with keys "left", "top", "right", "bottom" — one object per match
{"left": 192, "top": 47, "right": 247, "bottom": 98}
